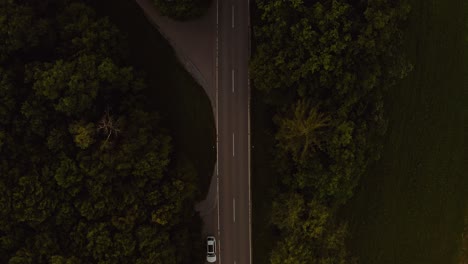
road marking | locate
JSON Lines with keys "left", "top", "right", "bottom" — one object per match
{"left": 232, "top": 5, "right": 235, "bottom": 28}
{"left": 215, "top": 0, "right": 219, "bottom": 178}
{"left": 232, "top": 133, "right": 235, "bottom": 157}
{"left": 232, "top": 69, "right": 235, "bottom": 93}
{"left": 233, "top": 198, "right": 236, "bottom": 223}
{"left": 247, "top": 71, "right": 253, "bottom": 264}
{"left": 215, "top": 0, "right": 221, "bottom": 256}
{"left": 217, "top": 177, "right": 220, "bottom": 231}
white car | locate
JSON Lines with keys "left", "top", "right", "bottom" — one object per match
{"left": 206, "top": 236, "right": 217, "bottom": 263}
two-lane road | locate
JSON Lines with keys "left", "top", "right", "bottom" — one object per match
{"left": 132, "top": 0, "right": 251, "bottom": 261}
{"left": 216, "top": 0, "right": 251, "bottom": 262}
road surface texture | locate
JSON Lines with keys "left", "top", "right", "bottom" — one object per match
{"left": 217, "top": 0, "right": 252, "bottom": 263}
{"left": 135, "top": 0, "right": 251, "bottom": 263}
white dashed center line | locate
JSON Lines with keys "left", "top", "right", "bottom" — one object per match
{"left": 231, "top": 5, "right": 235, "bottom": 28}
{"left": 232, "top": 69, "right": 235, "bottom": 93}
{"left": 232, "top": 133, "right": 235, "bottom": 157}
{"left": 233, "top": 198, "right": 236, "bottom": 223}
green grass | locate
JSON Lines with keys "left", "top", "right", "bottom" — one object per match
{"left": 458, "top": 206, "right": 468, "bottom": 263}
{"left": 92, "top": 0, "right": 216, "bottom": 199}
{"left": 251, "top": 88, "right": 280, "bottom": 264}
{"left": 342, "top": 0, "right": 468, "bottom": 263}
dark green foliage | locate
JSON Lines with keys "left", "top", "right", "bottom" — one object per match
{"left": 0, "top": 1, "right": 201, "bottom": 263}
{"left": 251, "top": 0, "right": 411, "bottom": 262}
{"left": 0, "top": 0, "right": 49, "bottom": 63}
{"left": 56, "top": 3, "right": 123, "bottom": 58}
{"left": 152, "top": 0, "right": 211, "bottom": 21}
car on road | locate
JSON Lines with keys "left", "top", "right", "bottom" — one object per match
{"left": 206, "top": 236, "right": 216, "bottom": 263}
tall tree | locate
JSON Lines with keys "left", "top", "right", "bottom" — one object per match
{"left": 275, "top": 99, "right": 330, "bottom": 162}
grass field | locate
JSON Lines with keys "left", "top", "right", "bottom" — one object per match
{"left": 92, "top": 0, "right": 216, "bottom": 199}
{"left": 342, "top": 0, "right": 468, "bottom": 263}
{"left": 458, "top": 208, "right": 468, "bottom": 263}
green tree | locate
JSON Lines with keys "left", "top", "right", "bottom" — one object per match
{"left": 8, "top": 248, "right": 33, "bottom": 264}
{"left": 272, "top": 193, "right": 330, "bottom": 239}
{"left": 49, "top": 256, "right": 81, "bottom": 264}
{"left": 69, "top": 121, "right": 95, "bottom": 149}
{"left": 0, "top": 1, "right": 48, "bottom": 63}
{"left": 57, "top": 2, "right": 122, "bottom": 58}
{"left": 270, "top": 223, "right": 350, "bottom": 264}
{"left": 275, "top": 100, "right": 330, "bottom": 162}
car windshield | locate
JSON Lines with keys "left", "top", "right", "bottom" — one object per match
{"left": 208, "top": 244, "right": 214, "bottom": 253}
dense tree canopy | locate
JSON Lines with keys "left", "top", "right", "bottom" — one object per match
{"left": 0, "top": 1, "right": 202, "bottom": 263}
{"left": 0, "top": 1, "right": 49, "bottom": 62}
{"left": 251, "top": 0, "right": 411, "bottom": 262}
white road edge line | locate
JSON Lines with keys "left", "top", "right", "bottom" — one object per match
{"left": 232, "top": 69, "right": 235, "bottom": 93}
{"left": 215, "top": 0, "right": 220, "bottom": 234}
{"left": 247, "top": 0, "right": 253, "bottom": 260}
{"left": 247, "top": 71, "right": 252, "bottom": 264}
{"left": 232, "top": 133, "right": 235, "bottom": 157}
{"left": 233, "top": 198, "right": 236, "bottom": 222}
{"left": 215, "top": 0, "right": 219, "bottom": 178}
{"left": 217, "top": 177, "right": 220, "bottom": 230}
{"left": 215, "top": 4, "right": 221, "bottom": 264}
{"left": 231, "top": 5, "right": 235, "bottom": 28}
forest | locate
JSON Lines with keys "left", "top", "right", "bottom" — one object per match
{"left": 250, "top": 0, "right": 411, "bottom": 262}
{"left": 0, "top": 0, "right": 203, "bottom": 263}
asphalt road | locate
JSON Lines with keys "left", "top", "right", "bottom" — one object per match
{"left": 216, "top": 0, "right": 251, "bottom": 262}
{"left": 131, "top": 0, "right": 250, "bottom": 261}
